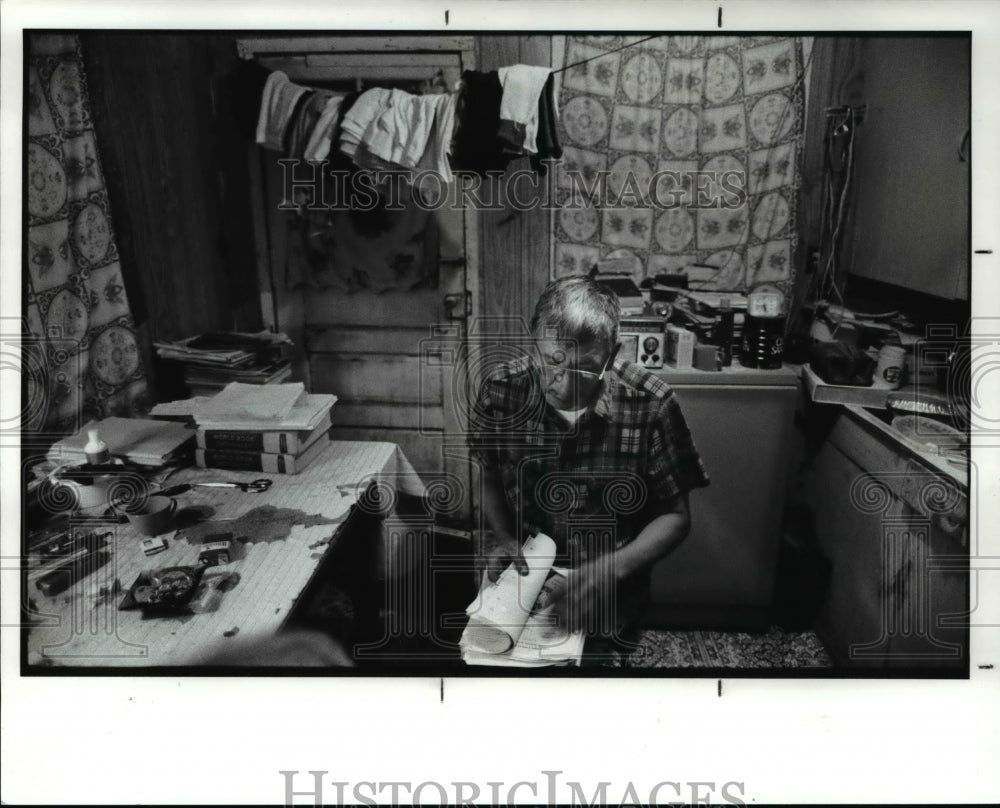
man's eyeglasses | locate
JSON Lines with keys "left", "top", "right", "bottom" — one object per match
{"left": 536, "top": 342, "right": 622, "bottom": 383}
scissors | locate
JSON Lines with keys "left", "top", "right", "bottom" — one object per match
{"left": 159, "top": 478, "right": 273, "bottom": 495}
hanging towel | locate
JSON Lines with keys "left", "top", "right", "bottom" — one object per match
{"left": 287, "top": 89, "right": 338, "bottom": 159}
{"left": 303, "top": 93, "right": 346, "bottom": 162}
{"left": 256, "top": 70, "right": 310, "bottom": 151}
{"left": 417, "top": 90, "right": 459, "bottom": 182}
{"left": 497, "top": 64, "right": 553, "bottom": 154}
{"left": 361, "top": 89, "right": 443, "bottom": 170}
{"left": 339, "top": 87, "right": 393, "bottom": 159}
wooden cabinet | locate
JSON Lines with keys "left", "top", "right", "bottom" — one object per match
{"left": 802, "top": 409, "right": 969, "bottom": 671}
{"left": 845, "top": 36, "right": 970, "bottom": 300}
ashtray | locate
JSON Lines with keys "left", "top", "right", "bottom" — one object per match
{"left": 119, "top": 566, "right": 204, "bottom": 613}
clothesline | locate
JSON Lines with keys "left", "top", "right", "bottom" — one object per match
{"left": 553, "top": 34, "right": 664, "bottom": 74}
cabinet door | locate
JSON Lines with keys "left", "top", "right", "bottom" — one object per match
{"left": 807, "top": 440, "right": 892, "bottom": 669}
{"left": 885, "top": 502, "right": 969, "bottom": 671}
{"left": 847, "top": 37, "right": 970, "bottom": 299}
{"left": 646, "top": 384, "right": 796, "bottom": 626}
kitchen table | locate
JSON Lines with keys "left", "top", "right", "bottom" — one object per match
{"left": 23, "top": 440, "right": 424, "bottom": 669}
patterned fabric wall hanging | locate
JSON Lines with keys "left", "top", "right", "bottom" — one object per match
{"left": 24, "top": 34, "right": 148, "bottom": 436}
{"left": 553, "top": 35, "right": 805, "bottom": 293}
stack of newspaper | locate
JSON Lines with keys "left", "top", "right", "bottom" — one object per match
{"left": 154, "top": 331, "right": 293, "bottom": 395}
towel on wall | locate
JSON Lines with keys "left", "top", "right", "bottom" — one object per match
{"left": 255, "top": 70, "right": 310, "bottom": 151}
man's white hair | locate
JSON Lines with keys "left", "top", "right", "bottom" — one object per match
{"left": 530, "top": 276, "right": 620, "bottom": 353}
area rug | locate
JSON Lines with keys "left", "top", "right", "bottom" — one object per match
{"left": 626, "top": 627, "right": 832, "bottom": 669}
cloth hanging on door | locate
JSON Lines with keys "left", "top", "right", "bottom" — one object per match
{"left": 25, "top": 34, "right": 149, "bottom": 435}
{"left": 338, "top": 87, "right": 393, "bottom": 159}
{"left": 302, "top": 93, "right": 345, "bottom": 162}
{"left": 287, "top": 89, "right": 337, "bottom": 159}
{"left": 255, "top": 70, "right": 310, "bottom": 151}
{"left": 360, "top": 89, "right": 446, "bottom": 169}
{"left": 287, "top": 202, "right": 441, "bottom": 294}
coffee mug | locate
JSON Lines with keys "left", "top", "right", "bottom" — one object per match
{"left": 127, "top": 496, "right": 178, "bottom": 536}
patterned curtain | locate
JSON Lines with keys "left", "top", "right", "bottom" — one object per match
{"left": 24, "top": 34, "right": 148, "bottom": 436}
{"left": 553, "top": 35, "right": 805, "bottom": 293}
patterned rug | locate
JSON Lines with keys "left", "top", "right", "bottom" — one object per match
{"left": 625, "top": 627, "right": 832, "bottom": 669}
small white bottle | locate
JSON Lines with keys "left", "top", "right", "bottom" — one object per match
{"left": 84, "top": 429, "right": 110, "bottom": 465}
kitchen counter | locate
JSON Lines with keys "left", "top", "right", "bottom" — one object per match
{"left": 654, "top": 362, "right": 799, "bottom": 386}
{"left": 843, "top": 404, "right": 967, "bottom": 489}
{"left": 794, "top": 363, "right": 968, "bottom": 489}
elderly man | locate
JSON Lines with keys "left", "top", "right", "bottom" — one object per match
{"left": 469, "top": 276, "right": 709, "bottom": 662}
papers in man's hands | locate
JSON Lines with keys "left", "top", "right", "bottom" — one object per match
{"left": 460, "top": 533, "right": 586, "bottom": 667}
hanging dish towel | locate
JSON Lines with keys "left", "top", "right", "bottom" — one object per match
{"left": 256, "top": 70, "right": 310, "bottom": 151}
{"left": 497, "top": 64, "right": 553, "bottom": 154}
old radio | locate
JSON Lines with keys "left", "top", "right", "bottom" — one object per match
{"left": 620, "top": 317, "right": 666, "bottom": 369}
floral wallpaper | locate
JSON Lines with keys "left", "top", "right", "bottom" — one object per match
{"left": 552, "top": 35, "right": 805, "bottom": 293}
{"left": 24, "top": 34, "right": 148, "bottom": 437}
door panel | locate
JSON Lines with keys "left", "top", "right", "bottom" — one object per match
{"left": 249, "top": 38, "right": 476, "bottom": 522}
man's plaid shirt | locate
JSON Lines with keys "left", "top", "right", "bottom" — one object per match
{"left": 469, "top": 355, "right": 710, "bottom": 569}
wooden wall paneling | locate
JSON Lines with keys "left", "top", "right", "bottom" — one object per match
{"left": 517, "top": 35, "right": 555, "bottom": 325}
{"left": 475, "top": 35, "right": 553, "bottom": 335}
{"left": 82, "top": 34, "right": 262, "bottom": 400}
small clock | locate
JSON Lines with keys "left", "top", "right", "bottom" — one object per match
{"left": 747, "top": 283, "right": 786, "bottom": 318}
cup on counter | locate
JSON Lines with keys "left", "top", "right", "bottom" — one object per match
{"left": 127, "top": 496, "right": 178, "bottom": 536}
{"left": 871, "top": 344, "right": 906, "bottom": 390}
{"left": 693, "top": 343, "right": 723, "bottom": 371}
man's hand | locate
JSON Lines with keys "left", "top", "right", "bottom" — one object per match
{"left": 481, "top": 535, "right": 529, "bottom": 583}
{"left": 552, "top": 557, "right": 619, "bottom": 633}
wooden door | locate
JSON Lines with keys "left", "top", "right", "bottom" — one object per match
{"left": 243, "top": 36, "right": 478, "bottom": 523}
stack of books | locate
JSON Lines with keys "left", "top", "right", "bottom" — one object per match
{"left": 189, "top": 383, "right": 337, "bottom": 474}
{"left": 154, "top": 331, "right": 293, "bottom": 396}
